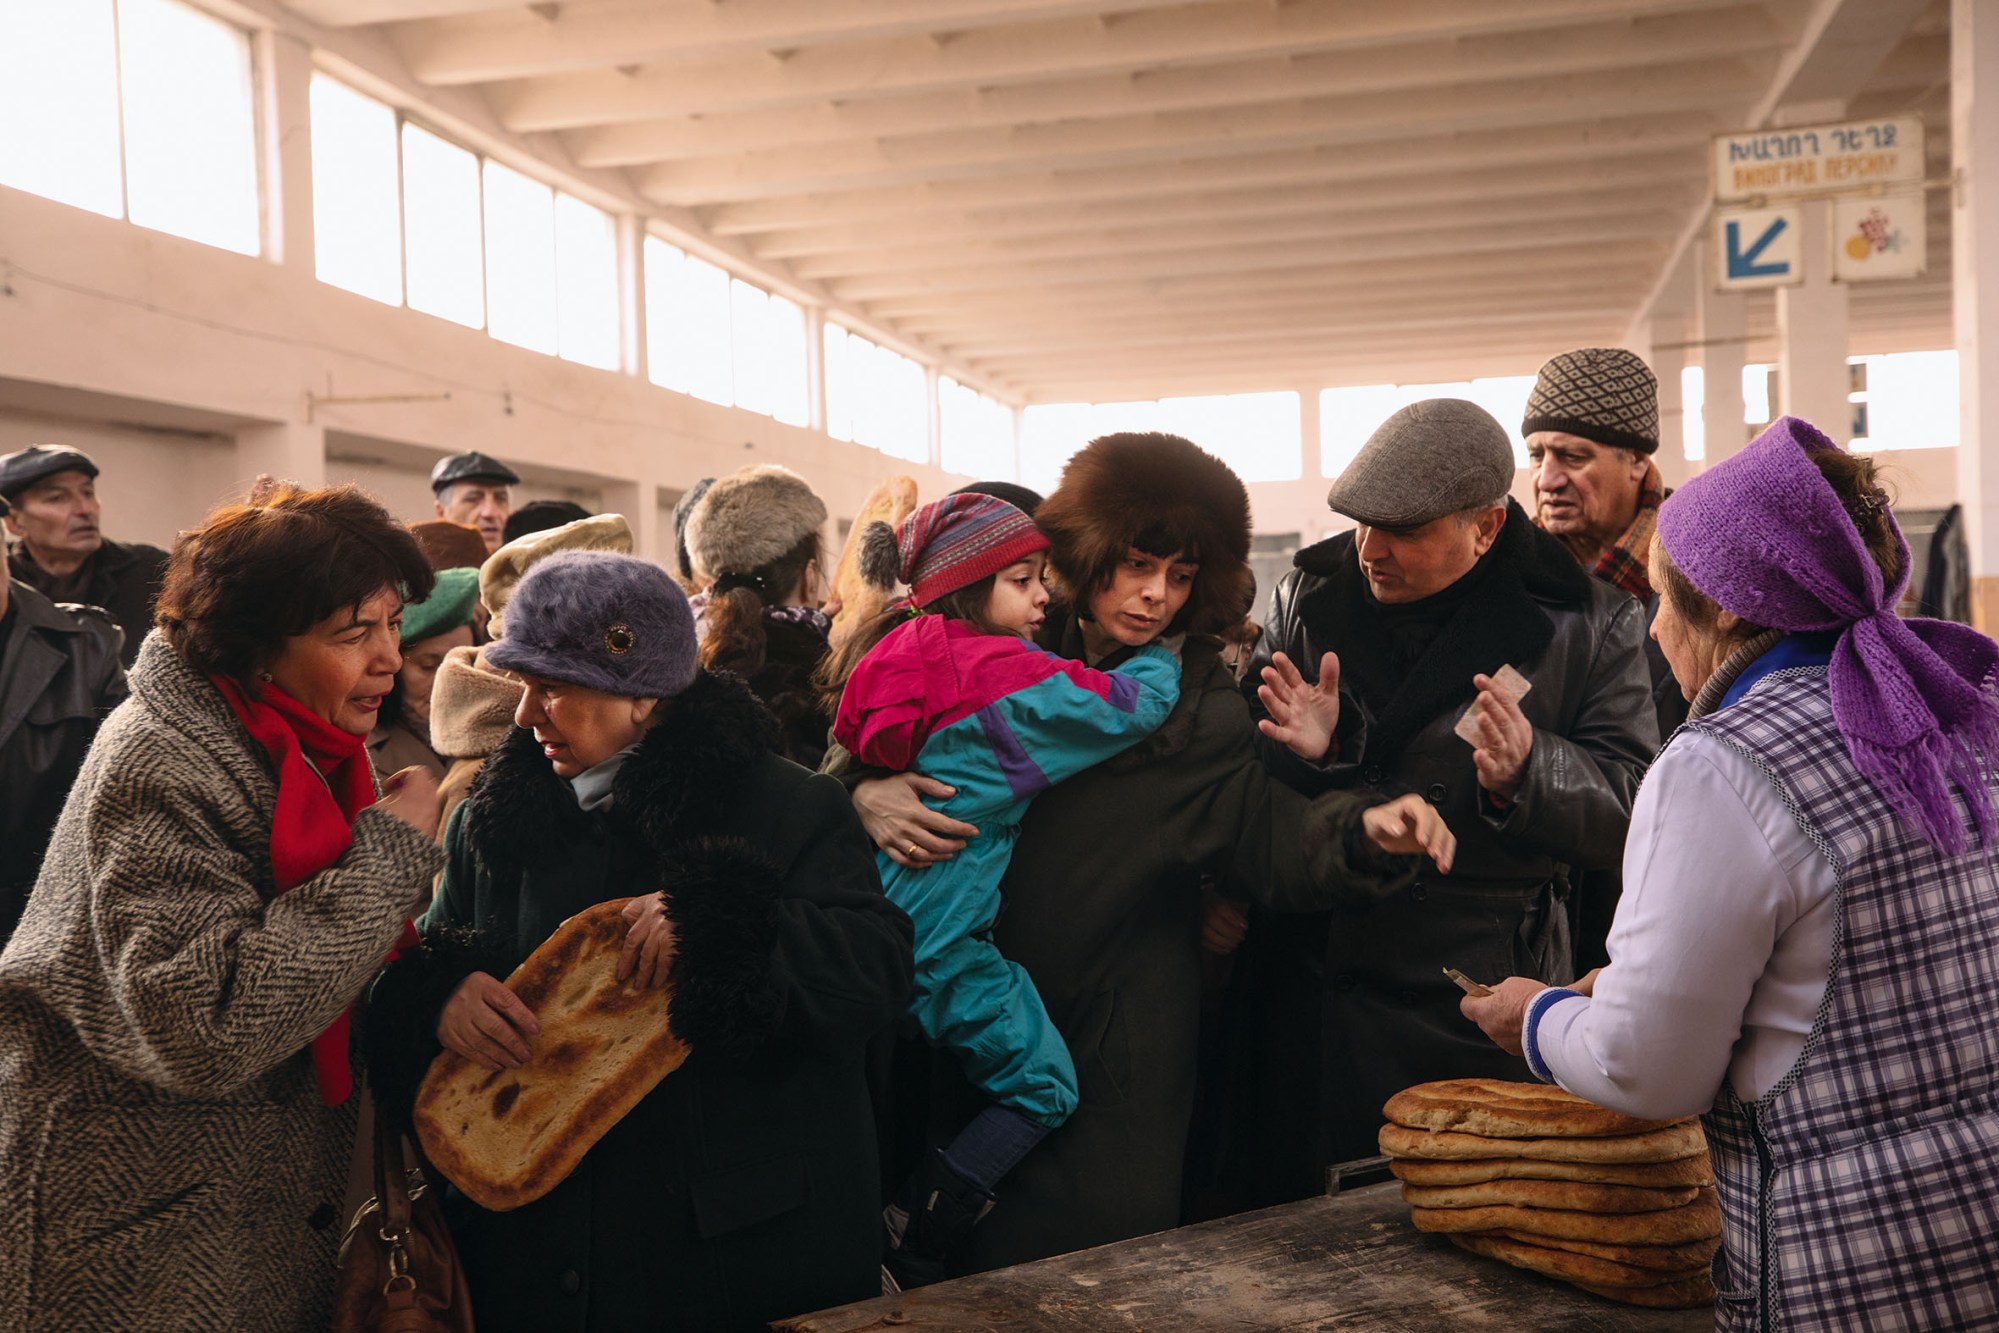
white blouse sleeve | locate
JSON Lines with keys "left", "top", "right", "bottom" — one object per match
{"left": 1526, "top": 730, "right": 1830, "bottom": 1120}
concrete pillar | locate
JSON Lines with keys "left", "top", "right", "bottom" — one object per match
{"left": 234, "top": 422, "right": 326, "bottom": 491}
{"left": 604, "top": 468, "right": 664, "bottom": 567}
{"left": 1957, "top": 0, "right": 1999, "bottom": 629}
{"left": 618, "top": 214, "right": 648, "bottom": 381}
{"left": 257, "top": 30, "right": 315, "bottom": 274}
{"left": 1298, "top": 385, "right": 1323, "bottom": 491}
{"left": 1775, "top": 200, "right": 1852, "bottom": 442}
{"left": 1696, "top": 236, "right": 1749, "bottom": 467}
{"left": 804, "top": 307, "right": 829, "bottom": 434}
{"left": 1649, "top": 315, "right": 1692, "bottom": 491}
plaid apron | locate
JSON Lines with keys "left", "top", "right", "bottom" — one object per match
{"left": 1690, "top": 667, "right": 1999, "bottom": 1331}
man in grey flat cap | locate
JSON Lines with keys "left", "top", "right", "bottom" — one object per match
{"left": 1223, "top": 398, "right": 1657, "bottom": 1201}
{"left": 2, "top": 445, "right": 168, "bottom": 669}
{"left": 431, "top": 450, "right": 519, "bottom": 553}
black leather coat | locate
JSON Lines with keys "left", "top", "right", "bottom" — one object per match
{"left": 0, "top": 581, "right": 126, "bottom": 942}
{"left": 1231, "top": 503, "right": 1659, "bottom": 1186}
{"left": 8, "top": 538, "right": 168, "bottom": 669}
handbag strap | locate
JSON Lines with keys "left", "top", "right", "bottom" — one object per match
{"left": 373, "top": 1118, "right": 414, "bottom": 1239}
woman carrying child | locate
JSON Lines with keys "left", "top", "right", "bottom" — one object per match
{"left": 827, "top": 494, "right": 1181, "bottom": 1286}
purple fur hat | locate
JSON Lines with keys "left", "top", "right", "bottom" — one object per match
{"left": 484, "top": 551, "right": 698, "bottom": 699}
{"left": 1658, "top": 415, "right": 1999, "bottom": 851}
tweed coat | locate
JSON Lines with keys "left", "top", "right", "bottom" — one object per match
{"left": 0, "top": 632, "right": 441, "bottom": 1333}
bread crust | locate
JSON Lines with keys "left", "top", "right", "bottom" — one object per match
{"left": 1571, "top": 1273, "right": 1717, "bottom": 1308}
{"left": 1383, "top": 1078, "right": 1691, "bottom": 1139}
{"left": 1410, "top": 1187, "right": 1720, "bottom": 1245}
{"left": 414, "top": 899, "right": 691, "bottom": 1212}
{"left": 1493, "top": 1230, "right": 1719, "bottom": 1271}
{"left": 1379, "top": 1121, "right": 1707, "bottom": 1163}
{"left": 1447, "top": 1233, "right": 1708, "bottom": 1290}
{"left": 1390, "top": 1154, "right": 1712, "bottom": 1188}
{"left": 1401, "top": 1178, "right": 1700, "bottom": 1213}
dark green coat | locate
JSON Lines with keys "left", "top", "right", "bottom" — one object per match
{"left": 931, "top": 627, "right": 1420, "bottom": 1276}
{"left": 367, "top": 672, "right": 913, "bottom": 1333}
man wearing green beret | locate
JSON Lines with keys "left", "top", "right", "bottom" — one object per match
{"left": 367, "top": 566, "right": 481, "bottom": 783}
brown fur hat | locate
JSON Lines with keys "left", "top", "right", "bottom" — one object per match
{"left": 684, "top": 464, "right": 827, "bottom": 581}
{"left": 1035, "top": 432, "right": 1254, "bottom": 636}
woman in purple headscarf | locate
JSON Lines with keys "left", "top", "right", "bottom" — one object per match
{"left": 1461, "top": 416, "right": 1999, "bottom": 1330}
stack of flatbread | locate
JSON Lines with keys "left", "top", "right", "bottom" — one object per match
{"left": 1379, "top": 1079, "right": 1719, "bottom": 1308}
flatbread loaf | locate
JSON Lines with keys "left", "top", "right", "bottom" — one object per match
{"left": 1384, "top": 1079, "right": 1692, "bottom": 1139}
{"left": 1572, "top": 1273, "right": 1717, "bottom": 1309}
{"left": 1390, "top": 1154, "right": 1712, "bottom": 1189}
{"left": 1447, "top": 1233, "right": 1706, "bottom": 1290}
{"left": 826, "top": 475, "right": 919, "bottom": 652}
{"left": 1409, "top": 1187, "right": 1721, "bottom": 1245}
{"left": 1400, "top": 1178, "right": 1701, "bottom": 1213}
{"left": 414, "top": 898, "right": 691, "bottom": 1212}
{"left": 1380, "top": 1121, "right": 1707, "bottom": 1163}
{"left": 1494, "top": 1231, "right": 1719, "bottom": 1272}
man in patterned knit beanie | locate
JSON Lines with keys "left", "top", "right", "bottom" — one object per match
{"left": 1523, "top": 346, "right": 1679, "bottom": 973}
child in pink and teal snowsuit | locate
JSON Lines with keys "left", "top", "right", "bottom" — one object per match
{"left": 831, "top": 493, "right": 1180, "bottom": 1288}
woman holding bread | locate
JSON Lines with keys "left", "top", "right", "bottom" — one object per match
{"left": 1462, "top": 417, "right": 1999, "bottom": 1329}
{"left": 0, "top": 484, "right": 446, "bottom": 1330}
{"left": 368, "top": 551, "right": 913, "bottom": 1331}
{"left": 844, "top": 432, "right": 1455, "bottom": 1276}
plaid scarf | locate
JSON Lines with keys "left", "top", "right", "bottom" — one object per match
{"left": 1586, "top": 461, "right": 1664, "bottom": 600}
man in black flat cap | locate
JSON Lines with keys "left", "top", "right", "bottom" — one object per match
{"left": 2, "top": 445, "right": 168, "bottom": 669}
{"left": 431, "top": 450, "right": 519, "bottom": 554}
{"left": 1223, "top": 398, "right": 1658, "bottom": 1199}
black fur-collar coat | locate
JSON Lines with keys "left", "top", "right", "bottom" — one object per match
{"left": 366, "top": 670, "right": 912, "bottom": 1332}
{"left": 1230, "top": 500, "right": 1660, "bottom": 1180}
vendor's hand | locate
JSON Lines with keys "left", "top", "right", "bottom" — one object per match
{"left": 1459, "top": 976, "right": 1547, "bottom": 1058}
{"left": 1257, "top": 650, "right": 1341, "bottom": 763}
{"left": 1469, "top": 674, "right": 1535, "bottom": 806}
{"left": 377, "top": 766, "right": 442, "bottom": 839}
{"left": 854, "top": 773, "right": 978, "bottom": 869}
{"left": 618, "top": 892, "right": 676, "bottom": 990}
{"left": 1200, "top": 893, "right": 1249, "bottom": 957}
{"left": 1361, "top": 793, "right": 1456, "bottom": 873}
{"left": 437, "top": 971, "right": 540, "bottom": 1072}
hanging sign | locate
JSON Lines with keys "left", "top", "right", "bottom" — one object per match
{"left": 1712, "top": 117, "right": 1923, "bottom": 203}
{"left": 1832, "top": 188, "right": 1927, "bottom": 281}
{"left": 1714, "top": 205, "right": 1802, "bottom": 290}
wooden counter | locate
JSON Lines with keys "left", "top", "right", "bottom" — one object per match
{"left": 776, "top": 1180, "right": 1712, "bottom": 1331}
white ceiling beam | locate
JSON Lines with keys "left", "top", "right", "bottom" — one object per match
{"left": 786, "top": 186, "right": 1699, "bottom": 281}
{"left": 825, "top": 217, "right": 1672, "bottom": 302}
{"left": 742, "top": 151, "right": 1706, "bottom": 258}
{"left": 568, "top": 5, "right": 1791, "bottom": 166}
{"left": 493, "top": 0, "right": 1751, "bottom": 130}
{"left": 700, "top": 111, "right": 1715, "bottom": 233}
{"left": 899, "top": 269, "right": 1663, "bottom": 333}
{"left": 865, "top": 254, "right": 1667, "bottom": 322}
{"left": 281, "top": 0, "right": 522, "bottom": 24}
{"left": 635, "top": 58, "right": 1766, "bottom": 206}
{"left": 397, "top": 0, "right": 1194, "bottom": 86}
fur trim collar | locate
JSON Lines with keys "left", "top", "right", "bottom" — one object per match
{"left": 1292, "top": 501, "right": 1593, "bottom": 766}
{"left": 465, "top": 669, "right": 780, "bottom": 869}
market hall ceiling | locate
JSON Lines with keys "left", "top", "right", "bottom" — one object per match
{"left": 278, "top": 0, "right": 1950, "bottom": 403}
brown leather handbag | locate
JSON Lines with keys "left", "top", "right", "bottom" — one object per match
{"left": 333, "top": 1121, "right": 476, "bottom": 1332}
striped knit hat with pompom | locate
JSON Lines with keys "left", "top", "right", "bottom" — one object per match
{"left": 858, "top": 493, "right": 1048, "bottom": 609}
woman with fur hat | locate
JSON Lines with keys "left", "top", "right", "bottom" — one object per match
{"left": 366, "top": 551, "right": 913, "bottom": 1331}
{"left": 685, "top": 463, "right": 835, "bottom": 767}
{"left": 827, "top": 493, "right": 1183, "bottom": 1289}
{"left": 847, "top": 433, "right": 1455, "bottom": 1275}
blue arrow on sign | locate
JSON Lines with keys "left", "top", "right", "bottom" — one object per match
{"left": 1725, "top": 216, "right": 1790, "bottom": 280}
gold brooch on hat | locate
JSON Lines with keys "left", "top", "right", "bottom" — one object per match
{"left": 604, "top": 622, "right": 636, "bottom": 655}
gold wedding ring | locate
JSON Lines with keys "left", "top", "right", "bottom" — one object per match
{"left": 908, "top": 843, "right": 923, "bottom": 858}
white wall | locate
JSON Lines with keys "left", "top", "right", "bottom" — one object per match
{"left": 0, "top": 410, "right": 237, "bottom": 550}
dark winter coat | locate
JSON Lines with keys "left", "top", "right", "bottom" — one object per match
{"left": 8, "top": 538, "right": 168, "bottom": 669}
{"left": 919, "top": 625, "right": 1423, "bottom": 1276}
{"left": 1, "top": 582, "right": 126, "bottom": 942}
{"left": 1232, "top": 502, "right": 1658, "bottom": 1189}
{"left": 366, "top": 671, "right": 913, "bottom": 1333}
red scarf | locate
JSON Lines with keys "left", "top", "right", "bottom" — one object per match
{"left": 211, "top": 674, "right": 417, "bottom": 1105}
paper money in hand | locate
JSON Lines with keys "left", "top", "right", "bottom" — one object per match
{"left": 1454, "top": 664, "right": 1533, "bottom": 745}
